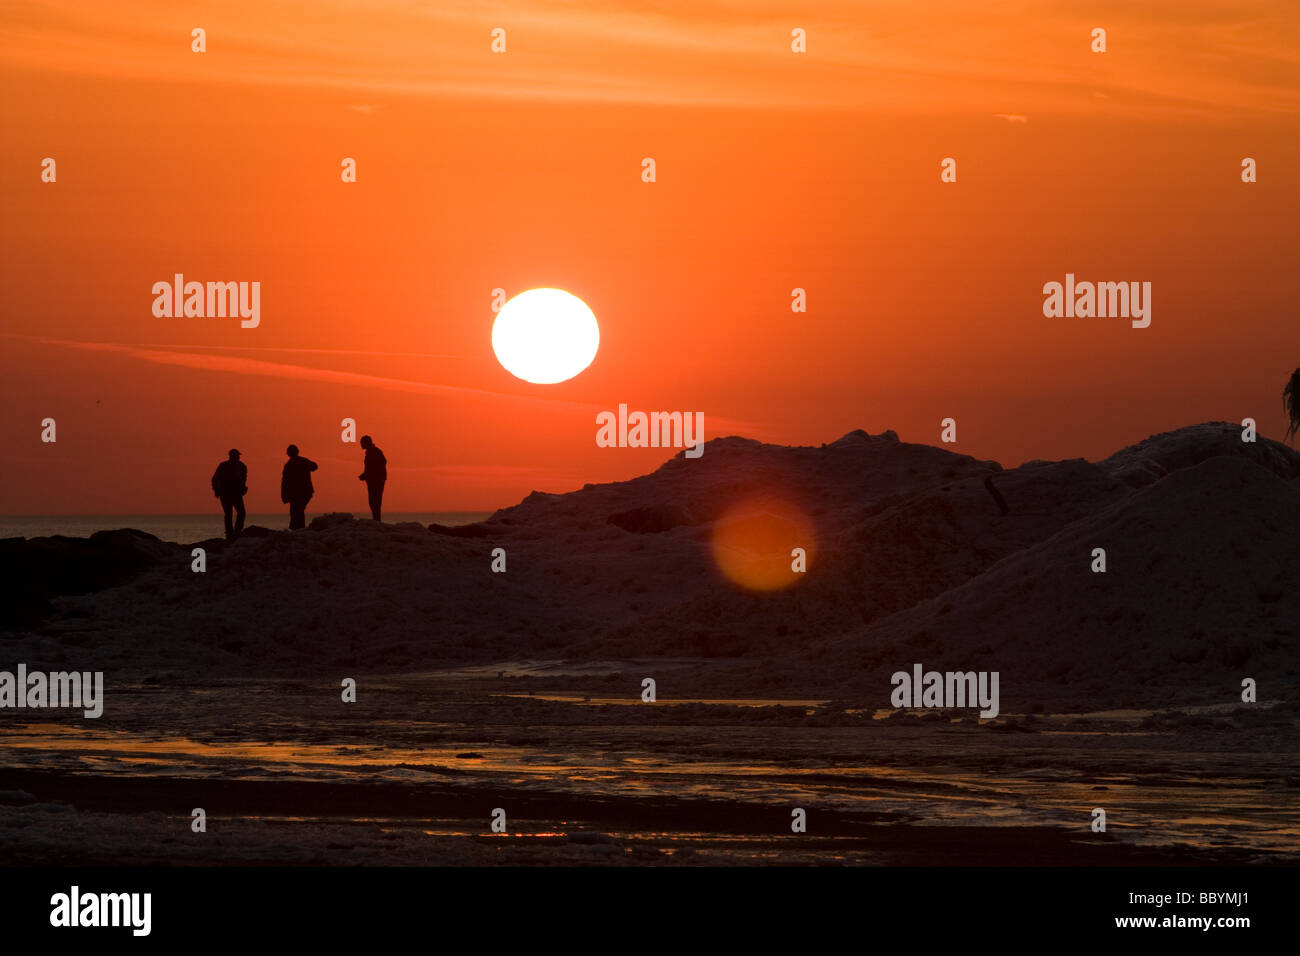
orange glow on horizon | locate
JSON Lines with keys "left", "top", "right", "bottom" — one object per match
{"left": 2, "top": 2, "right": 1297, "bottom": 514}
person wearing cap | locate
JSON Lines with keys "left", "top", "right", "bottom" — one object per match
{"left": 211, "top": 448, "right": 248, "bottom": 540}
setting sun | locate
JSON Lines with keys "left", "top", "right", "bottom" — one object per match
{"left": 491, "top": 288, "right": 600, "bottom": 385}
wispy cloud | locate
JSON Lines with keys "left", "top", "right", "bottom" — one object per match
{"left": 4, "top": 0, "right": 1297, "bottom": 115}
{"left": 130, "top": 343, "right": 467, "bottom": 359}
{"left": 9, "top": 335, "right": 766, "bottom": 437}
{"left": 15, "top": 335, "right": 596, "bottom": 411}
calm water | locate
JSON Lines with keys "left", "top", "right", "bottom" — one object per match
{"left": 0, "top": 513, "right": 492, "bottom": 544}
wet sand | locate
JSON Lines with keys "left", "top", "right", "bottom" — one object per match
{"left": 1, "top": 668, "right": 1294, "bottom": 866}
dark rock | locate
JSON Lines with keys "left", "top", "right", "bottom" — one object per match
{"left": 428, "top": 522, "right": 492, "bottom": 537}
{"left": 0, "top": 528, "right": 179, "bottom": 629}
{"left": 308, "top": 513, "right": 357, "bottom": 532}
{"left": 607, "top": 504, "right": 695, "bottom": 534}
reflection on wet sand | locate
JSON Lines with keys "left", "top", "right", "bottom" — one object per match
{"left": 0, "top": 678, "right": 1294, "bottom": 865}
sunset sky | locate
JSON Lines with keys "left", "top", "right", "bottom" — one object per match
{"left": 2, "top": 1, "right": 1297, "bottom": 513}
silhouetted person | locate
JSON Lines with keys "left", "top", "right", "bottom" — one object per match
{"left": 357, "top": 435, "right": 387, "bottom": 521}
{"left": 280, "top": 444, "right": 318, "bottom": 530}
{"left": 211, "top": 448, "right": 247, "bottom": 540}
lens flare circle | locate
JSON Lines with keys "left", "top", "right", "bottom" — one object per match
{"left": 710, "top": 497, "right": 816, "bottom": 592}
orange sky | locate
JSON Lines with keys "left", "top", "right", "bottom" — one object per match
{"left": 2, "top": 1, "right": 1298, "bottom": 513}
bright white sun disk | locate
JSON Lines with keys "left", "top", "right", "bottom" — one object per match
{"left": 491, "top": 288, "right": 600, "bottom": 385}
